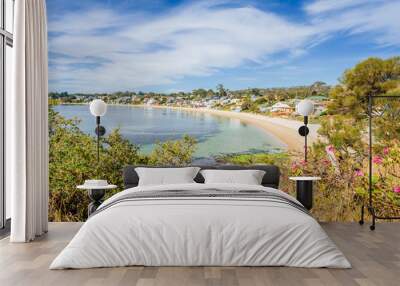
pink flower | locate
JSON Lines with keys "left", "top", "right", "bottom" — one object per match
{"left": 372, "top": 155, "right": 383, "bottom": 165}
{"left": 354, "top": 169, "right": 364, "bottom": 177}
{"left": 383, "top": 147, "right": 390, "bottom": 155}
{"left": 393, "top": 186, "right": 400, "bottom": 193}
{"left": 299, "top": 160, "right": 307, "bottom": 166}
{"left": 326, "top": 145, "right": 335, "bottom": 152}
{"left": 321, "top": 159, "right": 331, "bottom": 165}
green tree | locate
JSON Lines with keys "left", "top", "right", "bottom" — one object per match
{"left": 241, "top": 96, "right": 259, "bottom": 112}
{"left": 49, "top": 108, "right": 198, "bottom": 221}
{"left": 100, "top": 129, "right": 147, "bottom": 195}
{"left": 241, "top": 96, "right": 252, "bottom": 111}
{"left": 250, "top": 88, "right": 261, "bottom": 97}
{"left": 206, "top": 89, "right": 215, "bottom": 97}
{"left": 216, "top": 84, "right": 227, "bottom": 97}
{"left": 192, "top": 88, "right": 207, "bottom": 98}
{"left": 149, "top": 135, "right": 197, "bottom": 166}
{"left": 321, "top": 57, "right": 400, "bottom": 151}
{"left": 49, "top": 109, "right": 100, "bottom": 221}
{"left": 328, "top": 57, "right": 400, "bottom": 118}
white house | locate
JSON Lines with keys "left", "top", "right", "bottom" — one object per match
{"left": 270, "top": 102, "right": 293, "bottom": 113}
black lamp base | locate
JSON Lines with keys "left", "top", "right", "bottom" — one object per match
{"left": 87, "top": 189, "right": 106, "bottom": 217}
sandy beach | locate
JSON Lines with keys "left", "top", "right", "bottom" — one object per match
{"left": 141, "top": 105, "right": 320, "bottom": 152}
{"left": 62, "top": 102, "right": 320, "bottom": 152}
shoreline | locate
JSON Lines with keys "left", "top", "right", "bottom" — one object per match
{"left": 144, "top": 105, "right": 319, "bottom": 152}
{"left": 59, "top": 103, "right": 320, "bottom": 152}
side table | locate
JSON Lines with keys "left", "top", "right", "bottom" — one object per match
{"left": 77, "top": 184, "right": 117, "bottom": 217}
{"left": 289, "top": 177, "right": 321, "bottom": 210}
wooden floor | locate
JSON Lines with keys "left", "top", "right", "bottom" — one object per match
{"left": 0, "top": 222, "right": 399, "bottom": 286}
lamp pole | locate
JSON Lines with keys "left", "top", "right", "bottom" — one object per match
{"left": 304, "top": 116, "right": 308, "bottom": 162}
{"left": 90, "top": 99, "right": 107, "bottom": 164}
{"left": 94, "top": 116, "right": 106, "bottom": 163}
{"left": 296, "top": 100, "right": 314, "bottom": 163}
{"left": 96, "top": 116, "right": 100, "bottom": 163}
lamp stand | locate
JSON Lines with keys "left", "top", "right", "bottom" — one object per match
{"left": 298, "top": 116, "right": 309, "bottom": 163}
{"left": 94, "top": 116, "right": 106, "bottom": 164}
{"left": 96, "top": 116, "right": 100, "bottom": 162}
{"left": 304, "top": 116, "right": 308, "bottom": 162}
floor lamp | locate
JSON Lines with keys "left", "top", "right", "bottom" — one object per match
{"left": 85, "top": 99, "right": 108, "bottom": 217}
{"left": 89, "top": 99, "right": 107, "bottom": 162}
{"left": 290, "top": 100, "right": 318, "bottom": 210}
{"left": 296, "top": 100, "right": 314, "bottom": 162}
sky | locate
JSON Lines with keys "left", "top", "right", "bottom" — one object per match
{"left": 47, "top": 0, "right": 400, "bottom": 93}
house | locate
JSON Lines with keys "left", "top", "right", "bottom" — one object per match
{"left": 270, "top": 102, "right": 294, "bottom": 114}
{"left": 145, "top": 98, "right": 156, "bottom": 105}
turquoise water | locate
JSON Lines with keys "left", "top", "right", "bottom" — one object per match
{"left": 54, "top": 105, "right": 286, "bottom": 158}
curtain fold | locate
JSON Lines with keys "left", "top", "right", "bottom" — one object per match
{"left": 8, "top": 0, "right": 49, "bottom": 242}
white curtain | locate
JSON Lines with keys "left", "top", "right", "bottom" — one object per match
{"left": 8, "top": 0, "right": 49, "bottom": 242}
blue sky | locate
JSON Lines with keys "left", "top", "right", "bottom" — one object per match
{"left": 47, "top": 0, "right": 400, "bottom": 93}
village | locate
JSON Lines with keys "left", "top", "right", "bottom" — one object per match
{"left": 140, "top": 94, "right": 328, "bottom": 117}
{"left": 49, "top": 81, "right": 330, "bottom": 119}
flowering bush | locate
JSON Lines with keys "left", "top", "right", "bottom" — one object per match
{"left": 290, "top": 57, "right": 400, "bottom": 221}
{"left": 289, "top": 143, "right": 361, "bottom": 221}
{"left": 368, "top": 141, "right": 400, "bottom": 217}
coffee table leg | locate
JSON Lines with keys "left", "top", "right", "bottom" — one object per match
{"left": 296, "top": 180, "right": 313, "bottom": 210}
{"left": 87, "top": 189, "right": 106, "bottom": 217}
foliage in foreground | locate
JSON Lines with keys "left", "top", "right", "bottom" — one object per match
{"left": 221, "top": 57, "right": 400, "bottom": 222}
{"left": 49, "top": 109, "right": 197, "bottom": 221}
{"left": 296, "top": 57, "right": 400, "bottom": 221}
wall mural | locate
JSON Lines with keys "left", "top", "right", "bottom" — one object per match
{"left": 47, "top": 0, "right": 400, "bottom": 222}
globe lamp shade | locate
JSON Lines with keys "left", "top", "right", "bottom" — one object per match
{"left": 90, "top": 99, "right": 107, "bottom": 117}
{"left": 296, "top": 100, "right": 314, "bottom": 116}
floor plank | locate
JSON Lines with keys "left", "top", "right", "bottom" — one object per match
{"left": 0, "top": 222, "right": 399, "bottom": 286}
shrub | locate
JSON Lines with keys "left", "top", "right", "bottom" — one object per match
{"left": 49, "top": 108, "right": 197, "bottom": 221}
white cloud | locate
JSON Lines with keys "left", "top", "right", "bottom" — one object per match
{"left": 48, "top": 0, "right": 400, "bottom": 92}
{"left": 304, "top": 0, "right": 381, "bottom": 14}
{"left": 49, "top": 2, "right": 316, "bottom": 92}
{"left": 48, "top": 9, "right": 128, "bottom": 35}
{"left": 308, "top": 0, "right": 400, "bottom": 46}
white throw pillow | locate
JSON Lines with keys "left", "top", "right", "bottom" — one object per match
{"left": 135, "top": 167, "right": 200, "bottom": 186}
{"left": 200, "top": 169, "right": 266, "bottom": 185}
